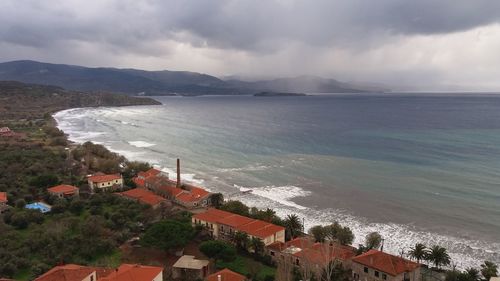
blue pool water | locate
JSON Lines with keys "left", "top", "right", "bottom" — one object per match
{"left": 26, "top": 202, "right": 52, "bottom": 213}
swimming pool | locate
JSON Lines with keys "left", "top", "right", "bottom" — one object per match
{"left": 26, "top": 202, "right": 52, "bottom": 213}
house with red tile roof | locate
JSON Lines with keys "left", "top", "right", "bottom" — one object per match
{"left": 87, "top": 173, "right": 123, "bottom": 192}
{"left": 266, "top": 237, "right": 356, "bottom": 276}
{"left": 99, "top": 264, "right": 163, "bottom": 281}
{"left": 192, "top": 208, "right": 285, "bottom": 246}
{"left": 206, "top": 268, "right": 246, "bottom": 281}
{"left": 0, "top": 192, "right": 8, "bottom": 213}
{"left": 34, "top": 264, "right": 113, "bottom": 281}
{"left": 352, "top": 250, "right": 421, "bottom": 281}
{"left": 133, "top": 168, "right": 167, "bottom": 188}
{"left": 34, "top": 263, "right": 162, "bottom": 281}
{"left": 118, "top": 188, "right": 168, "bottom": 209}
{"left": 48, "top": 184, "right": 80, "bottom": 198}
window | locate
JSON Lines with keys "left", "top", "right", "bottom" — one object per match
{"left": 375, "top": 271, "right": 379, "bottom": 277}
{"left": 364, "top": 267, "right": 368, "bottom": 273}
{"left": 270, "top": 251, "right": 275, "bottom": 256}
{"left": 90, "top": 275, "right": 94, "bottom": 281}
{"left": 382, "top": 274, "right": 387, "bottom": 280}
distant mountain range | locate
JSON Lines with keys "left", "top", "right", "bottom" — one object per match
{"left": 0, "top": 60, "right": 389, "bottom": 95}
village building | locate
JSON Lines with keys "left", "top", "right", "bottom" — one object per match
{"left": 34, "top": 263, "right": 163, "bottom": 281}
{"left": 99, "top": 264, "right": 163, "bottom": 281}
{"left": 266, "top": 237, "right": 356, "bottom": 276}
{"left": 192, "top": 208, "right": 285, "bottom": 246}
{"left": 351, "top": 249, "right": 421, "bottom": 281}
{"left": 48, "top": 184, "right": 80, "bottom": 198}
{"left": 0, "top": 192, "right": 8, "bottom": 213}
{"left": 34, "top": 264, "right": 113, "bottom": 281}
{"left": 172, "top": 255, "right": 209, "bottom": 280}
{"left": 206, "top": 268, "right": 246, "bottom": 281}
{"left": 133, "top": 168, "right": 167, "bottom": 188}
{"left": 87, "top": 173, "right": 123, "bottom": 192}
{"left": 133, "top": 161, "right": 213, "bottom": 209}
{"left": 118, "top": 188, "right": 168, "bottom": 209}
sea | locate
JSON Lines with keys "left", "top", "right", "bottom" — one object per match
{"left": 53, "top": 93, "right": 500, "bottom": 269}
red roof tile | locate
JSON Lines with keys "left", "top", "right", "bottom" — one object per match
{"left": 88, "top": 174, "right": 121, "bottom": 183}
{"left": 293, "top": 243, "right": 356, "bottom": 265}
{"left": 99, "top": 264, "right": 163, "bottom": 281}
{"left": 193, "top": 208, "right": 285, "bottom": 239}
{"left": 48, "top": 185, "right": 79, "bottom": 195}
{"left": 133, "top": 178, "right": 145, "bottom": 187}
{"left": 207, "top": 268, "right": 246, "bottom": 281}
{"left": 119, "top": 188, "right": 166, "bottom": 206}
{"left": 138, "top": 168, "right": 162, "bottom": 179}
{"left": 34, "top": 264, "right": 107, "bottom": 281}
{"left": 0, "top": 192, "right": 7, "bottom": 203}
{"left": 352, "top": 250, "right": 420, "bottom": 276}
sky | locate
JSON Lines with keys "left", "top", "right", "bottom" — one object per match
{"left": 1, "top": 0, "right": 500, "bottom": 90}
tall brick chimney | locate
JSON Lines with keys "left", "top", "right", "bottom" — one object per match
{"left": 176, "top": 158, "right": 181, "bottom": 188}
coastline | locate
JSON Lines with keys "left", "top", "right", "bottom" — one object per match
{"left": 52, "top": 101, "right": 500, "bottom": 270}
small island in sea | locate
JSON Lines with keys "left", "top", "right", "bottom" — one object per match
{"left": 254, "top": 91, "right": 307, "bottom": 97}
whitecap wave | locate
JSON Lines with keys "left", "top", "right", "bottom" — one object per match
{"left": 128, "top": 141, "right": 156, "bottom": 148}
{"left": 229, "top": 185, "right": 500, "bottom": 270}
{"left": 234, "top": 184, "right": 311, "bottom": 210}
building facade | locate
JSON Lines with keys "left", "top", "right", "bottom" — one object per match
{"left": 192, "top": 208, "right": 285, "bottom": 246}
{"left": 352, "top": 250, "right": 421, "bottom": 281}
{"left": 87, "top": 174, "right": 123, "bottom": 192}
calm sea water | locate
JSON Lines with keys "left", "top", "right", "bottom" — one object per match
{"left": 54, "top": 94, "right": 500, "bottom": 268}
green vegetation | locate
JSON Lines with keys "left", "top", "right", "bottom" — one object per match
{"left": 141, "top": 220, "right": 194, "bottom": 251}
{"left": 199, "top": 240, "right": 237, "bottom": 264}
{"left": 308, "top": 222, "right": 354, "bottom": 245}
{"left": 0, "top": 81, "right": 160, "bottom": 279}
{"left": 216, "top": 254, "right": 276, "bottom": 281}
{"left": 480, "top": 261, "right": 498, "bottom": 281}
{"left": 0, "top": 194, "right": 152, "bottom": 279}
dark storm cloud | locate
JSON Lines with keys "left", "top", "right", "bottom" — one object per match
{"left": 1, "top": 0, "right": 500, "bottom": 90}
{"left": 2, "top": 0, "right": 500, "bottom": 52}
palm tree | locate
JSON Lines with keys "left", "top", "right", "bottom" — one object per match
{"left": 408, "top": 243, "right": 428, "bottom": 264}
{"left": 465, "top": 268, "right": 480, "bottom": 281}
{"left": 249, "top": 237, "right": 265, "bottom": 257}
{"left": 261, "top": 208, "right": 276, "bottom": 222}
{"left": 426, "top": 245, "right": 451, "bottom": 269}
{"left": 480, "top": 261, "right": 498, "bottom": 281}
{"left": 233, "top": 231, "right": 249, "bottom": 251}
{"left": 284, "top": 214, "right": 303, "bottom": 239}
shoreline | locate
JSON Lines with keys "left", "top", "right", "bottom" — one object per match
{"left": 52, "top": 104, "right": 500, "bottom": 270}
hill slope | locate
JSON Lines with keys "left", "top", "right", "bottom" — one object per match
{"left": 0, "top": 60, "right": 388, "bottom": 95}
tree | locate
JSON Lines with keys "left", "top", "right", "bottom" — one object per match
{"left": 284, "top": 214, "right": 303, "bottom": 239}
{"left": 365, "top": 232, "right": 382, "bottom": 250}
{"left": 199, "top": 240, "right": 236, "bottom": 265}
{"left": 408, "top": 243, "right": 428, "bottom": 264}
{"left": 210, "top": 193, "right": 224, "bottom": 208}
{"left": 15, "top": 199, "right": 26, "bottom": 208}
{"left": 220, "top": 200, "right": 250, "bottom": 216}
{"left": 426, "top": 245, "right": 451, "bottom": 269}
{"left": 261, "top": 208, "right": 277, "bottom": 222}
{"left": 233, "top": 231, "right": 250, "bottom": 251}
{"left": 465, "top": 268, "right": 480, "bottom": 281}
{"left": 481, "top": 261, "right": 498, "bottom": 281}
{"left": 324, "top": 222, "right": 354, "bottom": 245}
{"left": 310, "top": 225, "right": 327, "bottom": 242}
{"left": 141, "top": 220, "right": 193, "bottom": 251}
{"left": 336, "top": 226, "right": 354, "bottom": 245}
{"left": 29, "top": 174, "right": 59, "bottom": 189}
{"left": 249, "top": 237, "right": 265, "bottom": 257}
